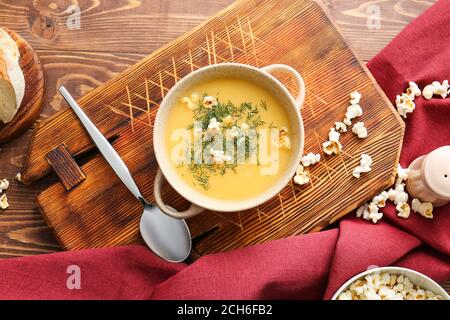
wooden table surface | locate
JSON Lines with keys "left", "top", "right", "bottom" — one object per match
{"left": 0, "top": 0, "right": 448, "bottom": 294}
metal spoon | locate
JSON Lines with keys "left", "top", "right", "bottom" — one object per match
{"left": 59, "top": 86, "right": 192, "bottom": 263}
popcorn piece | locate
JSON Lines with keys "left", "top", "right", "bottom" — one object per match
{"left": 394, "top": 182, "right": 405, "bottom": 193}
{"left": 368, "top": 202, "right": 383, "bottom": 223}
{"left": 293, "top": 165, "right": 310, "bottom": 186}
{"left": 337, "top": 291, "right": 352, "bottom": 300}
{"left": 352, "top": 122, "right": 368, "bottom": 139}
{"left": 411, "top": 198, "right": 433, "bottom": 219}
{"left": 393, "top": 191, "right": 408, "bottom": 205}
{"left": 334, "top": 121, "right": 347, "bottom": 133}
{"left": 350, "top": 91, "right": 362, "bottom": 105}
{"left": 210, "top": 149, "right": 232, "bottom": 164}
{"left": 181, "top": 97, "right": 196, "bottom": 110}
{"left": 396, "top": 202, "right": 411, "bottom": 219}
{"left": 387, "top": 188, "right": 399, "bottom": 201}
{"left": 15, "top": 173, "right": 21, "bottom": 182}
{"left": 395, "top": 93, "right": 416, "bottom": 118}
{"left": 0, "top": 178, "right": 9, "bottom": 193}
{"left": 343, "top": 117, "right": 352, "bottom": 126}
{"left": 372, "top": 191, "right": 388, "bottom": 208}
{"left": 356, "top": 203, "right": 370, "bottom": 220}
{"left": 353, "top": 154, "right": 372, "bottom": 178}
{"left": 300, "top": 152, "right": 321, "bottom": 167}
{"left": 207, "top": 117, "right": 221, "bottom": 136}
{"left": 322, "top": 129, "right": 342, "bottom": 155}
{"left": 396, "top": 164, "right": 409, "bottom": 183}
{"left": 240, "top": 122, "right": 250, "bottom": 133}
{"left": 0, "top": 194, "right": 8, "bottom": 210}
{"left": 422, "top": 85, "right": 434, "bottom": 100}
{"left": 222, "top": 115, "right": 235, "bottom": 127}
{"left": 278, "top": 127, "right": 291, "bottom": 150}
{"left": 226, "top": 126, "right": 239, "bottom": 139}
{"left": 202, "top": 96, "right": 217, "bottom": 108}
{"left": 190, "top": 92, "right": 200, "bottom": 103}
{"left": 345, "top": 104, "right": 363, "bottom": 123}
{"left": 432, "top": 80, "right": 449, "bottom": 99}
{"left": 407, "top": 81, "right": 421, "bottom": 97}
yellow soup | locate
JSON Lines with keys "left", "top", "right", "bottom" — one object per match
{"left": 165, "top": 77, "right": 292, "bottom": 200}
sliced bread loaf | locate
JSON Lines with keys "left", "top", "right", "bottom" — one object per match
{"left": 0, "top": 53, "right": 18, "bottom": 123}
{"left": 0, "top": 28, "right": 25, "bottom": 111}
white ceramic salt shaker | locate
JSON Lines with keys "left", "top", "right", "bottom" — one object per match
{"left": 406, "top": 146, "right": 450, "bottom": 207}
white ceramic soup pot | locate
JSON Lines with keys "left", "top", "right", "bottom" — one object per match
{"left": 153, "top": 63, "right": 305, "bottom": 219}
{"left": 331, "top": 266, "right": 450, "bottom": 300}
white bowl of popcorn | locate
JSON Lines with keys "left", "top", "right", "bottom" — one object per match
{"left": 331, "top": 267, "right": 450, "bottom": 300}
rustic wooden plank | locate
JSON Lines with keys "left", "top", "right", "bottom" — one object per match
{"left": 0, "top": 0, "right": 235, "bottom": 54}
{"left": 23, "top": 0, "right": 404, "bottom": 258}
{"left": 0, "top": 0, "right": 435, "bottom": 61}
{"left": 0, "top": 0, "right": 447, "bottom": 295}
{"left": 45, "top": 144, "right": 86, "bottom": 190}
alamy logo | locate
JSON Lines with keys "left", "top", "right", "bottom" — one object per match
{"left": 66, "top": 5, "right": 81, "bottom": 30}
{"left": 366, "top": 5, "right": 381, "bottom": 30}
{"left": 66, "top": 265, "right": 81, "bottom": 290}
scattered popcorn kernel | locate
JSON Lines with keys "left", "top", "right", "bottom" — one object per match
{"left": 210, "top": 149, "right": 232, "bottom": 164}
{"left": 337, "top": 291, "right": 352, "bottom": 300}
{"left": 207, "top": 117, "right": 221, "bottom": 136}
{"left": 222, "top": 115, "right": 235, "bottom": 127}
{"left": 322, "top": 129, "right": 342, "bottom": 155}
{"left": 395, "top": 93, "right": 416, "bottom": 118}
{"left": 422, "top": 85, "right": 434, "bottom": 100}
{"left": 226, "top": 126, "right": 239, "bottom": 139}
{"left": 277, "top": 127, "right": 291, "bottom": 150}
{"left": 393, "top": 191, "right": 408, "bottom": 205}
{"left": 293, "top": 165, "right": 310, "bottom": 186}
{"left": 372, "top": 191, "right": 388, "bottom": 208}
{"left": 181, "top": 97, "right": 196, "bottom": 110}
{"left": 353, "top": 154, "right": 372, "bottom": 178}
{"left": 350, "top": 91, "right": 362, "bottom": 105}
{"left": 396, "top": 202, "right": 411, "bottom": 219}
{"left": 356, "top": 203, "right": 369, "bottom": 219}
{"left": 190, "top": 92, "right": 200, "bottom": 103}
{"left": 407, "top": 81, "right": 421, "bottom": 97}
{"left": 396, "top": 164, "right": 409, "bottom": 182}
{"left": 0, "top": 178, "right": 9, "bottom": 193}
{"left": 15, "top": 173, "right": 22, "bottom": 182}
{"left": 395, "top": 182, "right": 405, "bottom": 193}
{"left": 345, "top": 104, "right": 363, "bottom": 122}
{"left": 240, "top": 122, "right": 250, "bottom": 133}
{"left": 0, "top": 194, "right": 8, "bottom": 210}
{"left": 352, "top": 122, "right": 368, "bottom": 139}
{"left": 301, "top": 152, "right": 321, "bottom": 167}
{"left": 368, "top": 202, "right": 383, "bottom": 223}
{"left": 411, "top": 198, "right": 433, "bottom": 219}
{"left": 202, "top": 96, "right": 217, "bottom": 108}
{"left": 334, "top": 121, "right": 347, "bottom": 133}
{"left": 343, "top": 117, "right": 352, "bottom": 126}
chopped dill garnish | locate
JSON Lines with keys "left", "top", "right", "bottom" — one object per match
{"left": 183, "top": 93, "right": 271, "bottom": 191}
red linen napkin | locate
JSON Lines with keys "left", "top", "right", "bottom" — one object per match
{"left": 0, "top": 0, "right": 448, "bottom": 300}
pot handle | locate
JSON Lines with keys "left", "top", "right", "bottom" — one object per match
{"left": 153, "top": 168, "right": 205, "bottom": 219}
{"left": 260, "top": 64, "right": 306, "bottom": 110}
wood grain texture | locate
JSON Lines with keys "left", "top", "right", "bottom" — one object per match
{"left": 24, "top": 0, "right": 405, "bottom": 257}
{"left": 0, "top": 29, "right": 45, "bottom": 143}
{"left": 0, "top": 0, "right": 447, "bottom": 294}
{"left": 45, "top": 144, "right": 86, "bottom": 190}
{"left": 0, "top": 0, "right": 434, "bottom": 61}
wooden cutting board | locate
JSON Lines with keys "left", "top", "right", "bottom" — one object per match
{"left": 0, "top": 29, "right": 45, "bottom": 143}
{"left": 21, "top": 0, "right": 404, "bottom": 259}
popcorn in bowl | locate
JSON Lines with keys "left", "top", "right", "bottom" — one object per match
{"left": 332, "top": 267, "right": 449, "bottom": 300}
